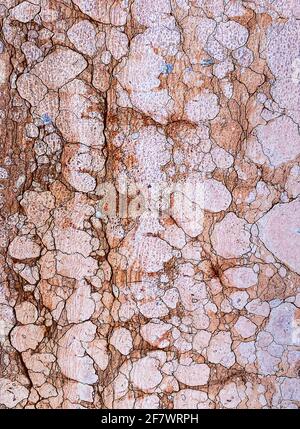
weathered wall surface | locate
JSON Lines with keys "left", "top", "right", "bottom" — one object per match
{"left": 0, "top": 0, "right": 299, "bottom": 409}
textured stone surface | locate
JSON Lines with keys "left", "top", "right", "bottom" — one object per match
{"left": 0, "top": 0, "right": 299, "bottom": 410}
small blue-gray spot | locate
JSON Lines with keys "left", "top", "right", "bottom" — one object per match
{"left": 200, "top": 58, "right": 214, "bottom": 66}
{"left": 162, "top": 63, "right": 173, "bottom": 74}
{"left": 41, "top": 113, "right": 52, "bottom": 125}
{"left": 296, "top": 228, "right": 300, "bottom": 234}
{"left": 131, "top": 132, "right": 140, "bottom": 140}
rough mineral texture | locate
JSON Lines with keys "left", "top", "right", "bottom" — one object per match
{"left": 0, "top": 0, "right": 299, "bottom": 410}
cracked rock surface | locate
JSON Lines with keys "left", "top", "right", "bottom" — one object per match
{"left": 0, "top": 0, "right": 299, "bottom": 410}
